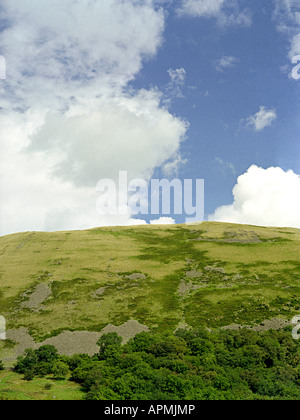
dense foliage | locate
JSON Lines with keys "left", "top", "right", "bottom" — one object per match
{"left": 14, "top": 328, "right": 300, "bottom": 400}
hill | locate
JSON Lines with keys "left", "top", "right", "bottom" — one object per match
{"left": 0, "top": 222, "right": 299, "bottom": 364}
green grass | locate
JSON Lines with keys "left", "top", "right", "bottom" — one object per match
{"left": 0, "top": 222, "right": 299, "bottom": 340}
{"left": 0, "top": 221, "right": 299, "bottom": 400}
{"left": 0, "top": 371, "right": 84, "bottom": 400}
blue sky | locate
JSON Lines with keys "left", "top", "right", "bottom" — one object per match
{"left": 0, "top": 0, "right": 299, "bottom": 234}
{"left": 132, "top": 1, "right": 300, "bottom": 220}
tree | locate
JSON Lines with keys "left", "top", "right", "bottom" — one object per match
{"left": 14, "top": 345, "right": 59, "bottom": 378}
{"left": 15, "top": 349, "right": 38, "bottom": 374}
{"left": 125, "top": 332, "right": 158, "bottom": 353}
{"left": 36, "top": 345, "right": 58, "bottom": 364}
{"left": 66, "top": 354, "right": 91, "bottom": 371}
{"left": 52, "top": 361, "right": 69, "bottom": 380}
{"left": 97, "top": 333, "right": 122, "bottom": 350}
{"left": 148, "top": 336, "right": 187, "bottom": 358}
{"left": 23, "top": 368, "right": 35, "bottom": 382}
{"left": 97, "top": 333, "right": 122, "bottom": 361}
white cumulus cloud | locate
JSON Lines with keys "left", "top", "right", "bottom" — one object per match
{"left": 247, "top": 106, "right": 277, "bottom": 131}
{"left": 0, "top": 0, "right": 188, "bottom": 236}
{"left": 150, "top": 217, "right": 176, "bottom": 225}
{"left": 177, "top": 0, "right": 252, "bottom": 27}
{"left": 0, "top": 0, "right": 165, "bottom": 108}
{"left": 209, "top": 165, "right": 300, "bottom": 228}
{"left": 28, "top": 91, "right": 188, "bottom": 188}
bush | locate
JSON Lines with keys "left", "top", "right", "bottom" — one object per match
{"left": 36, "top": 345, "right": 58, "bottom": 364}
{"left": 23, "top": 368, "right": 35, "bottom": 382}
{"left": 14, "top": 345, "right": 59, "bottom": 379}
{"left": 12, "top": 328, "right": 300, "bottom": 400}
{"left": 97, "top": 333, "right": 123, "bottom": 362}
{"left": 52, "top": 361, "right": 69, "bottom": 380}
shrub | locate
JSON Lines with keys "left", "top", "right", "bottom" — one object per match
{"left": 52, "top": 361, "right": 70, "bottom": 380}
{"left": 12, "top": 328, "right": 300, "bottom": 400}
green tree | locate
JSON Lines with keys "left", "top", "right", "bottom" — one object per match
{"left": 23, "top": 368, "right": 35, "bottom": 382}
{"left": 52, "top": 361, "right": 70, "bottom": 380}
{"left": 15, "top": 349, "right": 38, "bottom": 374}
{"left": 66, "top": 353, "right": 91, "bottom": 371}
{"left": 97, "top": 333, "right": 122, "bottom": 361}
{"left": 125, "top": 332, "right": 159, "bottom": 353}
{"left": 36, "top": 345, "right": 58, "bottom": 364}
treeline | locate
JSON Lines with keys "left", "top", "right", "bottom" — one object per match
{"left": 8, "top": 327, "right": 300, "bottom": 400}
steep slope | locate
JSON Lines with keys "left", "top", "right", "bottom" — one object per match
{"left": 0, "top": 222, "right": 299, "bottom": 359}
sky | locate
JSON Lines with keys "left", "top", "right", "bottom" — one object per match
{"left": 0, "top": 0, "right": 299, "bottom": 235}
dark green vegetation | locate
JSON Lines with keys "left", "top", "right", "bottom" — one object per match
{"left": 9, "top": 328, "right": 300, "bottom": 400}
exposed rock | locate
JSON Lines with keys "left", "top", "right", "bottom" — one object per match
{"left": 186, "top": 270, "right": 203, "bottom": 278}
{"left": 125, "top": 273, "right": 146, "bottom": 280}
{"left": 4, "top": 320, "right": 150, "bottom": 359}
{"left": 101, "top": 320, "right": 149, "bottom": 343}
{"left": 205, "top": 266, "right": 225, "bottom": 274}
{"left": 20, "top": 283, "right": 52, "bottom": 310}
{"left": 90, "top": 287, "right": 107, "bottom": 299}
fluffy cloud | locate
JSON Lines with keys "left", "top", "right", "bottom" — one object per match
{"left": 150, "top": 217, "right": 176, "bottom": 225}
{"left": 29, "top": 91, "right": 187, "bottom": 188}
{"left": 0, "top": 0, "right": 165, "bottom": 108}
{"left": 274, "top": 0, "right": 300, "bottom": 58}
{"left": 0, "top": 0, "right": 188, "bottom": 235}
{"left": 177, "top": 0, "right": 252, "bottom": 27}
{"left": 247, "top": 107, "right": 277, "bottom": 131}
{"left": 209, "top": 165, "right": 300, "bottom": 228}
{"left": 162, "top": 155, "right": 188, "bottom": 177}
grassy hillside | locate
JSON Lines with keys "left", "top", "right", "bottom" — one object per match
{"left": 0, "top": 222, "right": 299, "bottom": 359}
